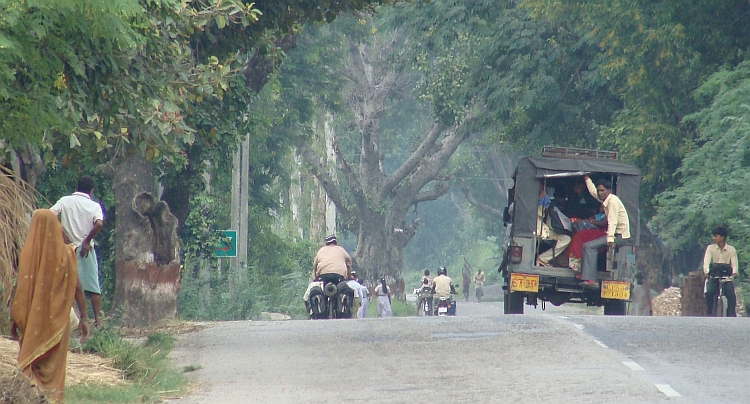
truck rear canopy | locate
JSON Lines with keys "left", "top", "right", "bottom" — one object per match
{"left": 512, "top": 156, "right": 640, "bottom": 240}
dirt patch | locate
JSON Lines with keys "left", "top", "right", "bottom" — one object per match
{"left": 0, "top": 336, "right": 124, "bottom": 387}
{"left": 118, "top": 321, "right": 211, "bottom": 339}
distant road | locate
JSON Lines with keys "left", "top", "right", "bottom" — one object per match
{"left": 169, "top": 302, "right": 749, "bottom": 404}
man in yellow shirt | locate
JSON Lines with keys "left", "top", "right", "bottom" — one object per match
{"left": 580, "top": 175, "right": 630, "bottom": 290}
{"left": 431, "top": 267, "right": 457, "bottom": 311}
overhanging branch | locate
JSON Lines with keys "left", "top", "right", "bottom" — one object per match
{"left": 380, "top": 122, "right": 444, "bottom": 200}
{"left": 461, "top": 184, "right": 504, "bottom": 218}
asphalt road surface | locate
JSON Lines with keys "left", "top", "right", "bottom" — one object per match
{"left": 169, "top": 301, "right": 750, "bottom": 404}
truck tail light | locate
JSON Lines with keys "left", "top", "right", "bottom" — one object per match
{"left": 510, "top": 245, "right": 523, "bottom": 264}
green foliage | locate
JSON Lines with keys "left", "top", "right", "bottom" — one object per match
{"left": 521, "top": 0, "right": 750, "bottom": 215}
{"left": 653, "top": 61, "right": 750, "bottom": 274}
{"left": 178, "top": 236, "right": 315, "bottom": 320}
{"left": 401, "top": 0, "right": 617, "bottom": 146}
{"left": 75, "top": 327, "right": 186, "bottom": 403}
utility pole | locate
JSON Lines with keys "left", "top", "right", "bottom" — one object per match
{"left": 230, "top": 136, "right": 250, "bottom": 270}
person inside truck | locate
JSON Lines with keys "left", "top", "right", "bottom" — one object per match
{"left": 536, "top": 184, "right": 571, "bottom": 267}
{"left": 579, "top": 175, "right": 631, "bottom": 290}
{"left": 567, "top": 204, "right": 607, "bottom": 274}
{"left": 558, "top": 178, "right": 599, "bottom": 220}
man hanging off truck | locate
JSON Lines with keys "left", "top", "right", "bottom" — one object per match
{"left": 579, "top": 175, "right": 631, "bottom": 290}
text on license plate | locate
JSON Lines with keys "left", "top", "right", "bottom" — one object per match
{"left": 510, "top": 273, "right": 539, "bottom": 292}
{"left": 600, "top": 281, "right": 631, "bottom": 300}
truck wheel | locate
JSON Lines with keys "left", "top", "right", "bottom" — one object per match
{"left": 603, "top": 299, "right": 626, "bottom": 316}
{"left": 504, "top": 291, "right": 524, "bottom": 314}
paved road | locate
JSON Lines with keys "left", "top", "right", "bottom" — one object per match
{"left": 169, "top": 302, "right": 749, "bottom": 404}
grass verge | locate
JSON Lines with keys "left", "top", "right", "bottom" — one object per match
{"left": 66, "top": 328, "right": 187, "bottom": 403}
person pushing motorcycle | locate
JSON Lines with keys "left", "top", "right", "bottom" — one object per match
{"left": 431, "top": 266, "right": 456, "bottom": 311}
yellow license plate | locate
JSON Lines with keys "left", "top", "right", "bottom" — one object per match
{"left": 601, "top": 281, "right": 631, "bottom": 300}
{"left": 510, "top": 273, "right": 539, "bottom": 293}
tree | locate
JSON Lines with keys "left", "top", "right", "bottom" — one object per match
{"left": 653, "top": 62, "right": 750, "bottom": 273}
{"left": 292, "top": 14, "right": 478, "bottom": 285}
{"left": 520, "top": 0, "right": 750, "bottom": 214}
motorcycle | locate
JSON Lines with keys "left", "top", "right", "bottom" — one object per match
{"left": 435, "top": 296, "right": 457, "bottom": 316}
{"left": 309, "top": 280, "right": 354, "bottom": 319}
{"left": 415, "top": 285, "right": 433, "bottom": 316}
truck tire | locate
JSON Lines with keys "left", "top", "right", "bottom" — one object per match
{"left": 603, "top": 299, "right": 626, "bottom": 316}
{"left": 504, "top": 291, "right": 524, "bottom": 314}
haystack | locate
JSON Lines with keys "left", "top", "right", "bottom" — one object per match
{"left": 0, "top": 166, "right": 35, "bottom": 308}
{"left": 0, "top": 337, "right": 125, "bottom": 387}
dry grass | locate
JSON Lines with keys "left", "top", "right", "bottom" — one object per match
{"left": 0, "top": 167, "right": 35, "bottom": 309}
{"left": 0, "top": 337, "right": 125, "bottom": 387}
{"left": 0, "top": 366, "right": 46, "bottom": 404}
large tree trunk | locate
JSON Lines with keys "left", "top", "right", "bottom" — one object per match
{"left": 353, "top": 208, "right": 410, "bottom": 297}
{"left": 107, "top": 154, "right": 181, "bottom": 327}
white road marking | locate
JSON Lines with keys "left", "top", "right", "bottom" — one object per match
{"left": 558, "top": 316, "right": 569, "bottom": 319}
{"left": 622, "top": 361, "right": 644, "bottom": 371}
{"left": 573, "top": 324, "right": 584, "bottom": 329}
{"left": 593, "top": 340, "right": 608, "bottom": 348}
{"left": 655, "top": 384, "right": 682, "bottom": 397}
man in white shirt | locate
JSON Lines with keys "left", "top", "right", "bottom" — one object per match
{"left": 51, "top": 176, "right": 104, "bottom": 326}
{"left": 580, "top": 175, "right": 630, "bottom": 290}
{"left": 703, "top": 226, "right": 738, "bottom": 317}
{"left": 347, "top": 272, "right": 369, "bottom": 318}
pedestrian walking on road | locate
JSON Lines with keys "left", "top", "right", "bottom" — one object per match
{"left": 375, "top": 277, "right": 392, "bottom": 317}
{"left": 357, "top": 278, "right": 369, "bottom": 318}
{"left": 474, "top": 269, "right": 485, "bottom": 303}
{"left": 10, "top": 209, "right": 79, "bottom": 403}
{"left": 462, "top": 258, "right": 472, "bottom": 301}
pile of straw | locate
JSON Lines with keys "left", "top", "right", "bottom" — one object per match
{"left": 0, "top": 366, "right": 46, "bottom": 404}
{"left": 0, "top": 166, "right": 35, "bottom": 308}
{"left": 0, "top": 337, "right": 125, "bottom": 387}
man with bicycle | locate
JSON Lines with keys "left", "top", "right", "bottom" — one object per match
{"left": 703, "top": 226, "right": 738, "bottom": 317}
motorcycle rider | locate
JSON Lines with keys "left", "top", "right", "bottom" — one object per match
{"left": 416, "top": 269, "right": 433, "bottom": 316}
{"left": 313, "top": 234, "right": 352, "bottom": 285}
{"left": 312, "top": 234, "right": 354, "bottom": 318}
{"left": 431, "top": 266, "right": 457, "bottom": 313}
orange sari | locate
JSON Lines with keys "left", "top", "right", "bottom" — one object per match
{"left": 10, "top": 209, "right": 77, "bottom": 403}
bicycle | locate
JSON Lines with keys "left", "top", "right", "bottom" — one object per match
{"left": 707, "top": 263, "right": 734, "bottom": 317}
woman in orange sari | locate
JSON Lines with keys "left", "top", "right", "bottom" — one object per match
{"left": 10, "top": 209, "right": 78, "bottom": 403}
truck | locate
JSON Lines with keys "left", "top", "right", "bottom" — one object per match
{"left": 500, "top": 146, "right": 640, "bottom": 315}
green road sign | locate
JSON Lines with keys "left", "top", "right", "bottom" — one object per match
{"left": 214, "top": 230, "right": 237, "bottom": 257}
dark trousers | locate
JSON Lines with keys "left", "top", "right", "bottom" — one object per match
{"left": 581, "top": 235, "right": 627, "bottom": 282}
{"left": 705, "top": 278, "right": 737, "bottom": 317}
{"left": 320, "top": 273, "right": 345, "bottom": 285}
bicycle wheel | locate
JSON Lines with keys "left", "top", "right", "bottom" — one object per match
{"left": 714, "top": 294, "right": 726, "bottom": 317}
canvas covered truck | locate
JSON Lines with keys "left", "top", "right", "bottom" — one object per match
{"left": 500, "top": 146, "right": 640, "bottom": 315}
